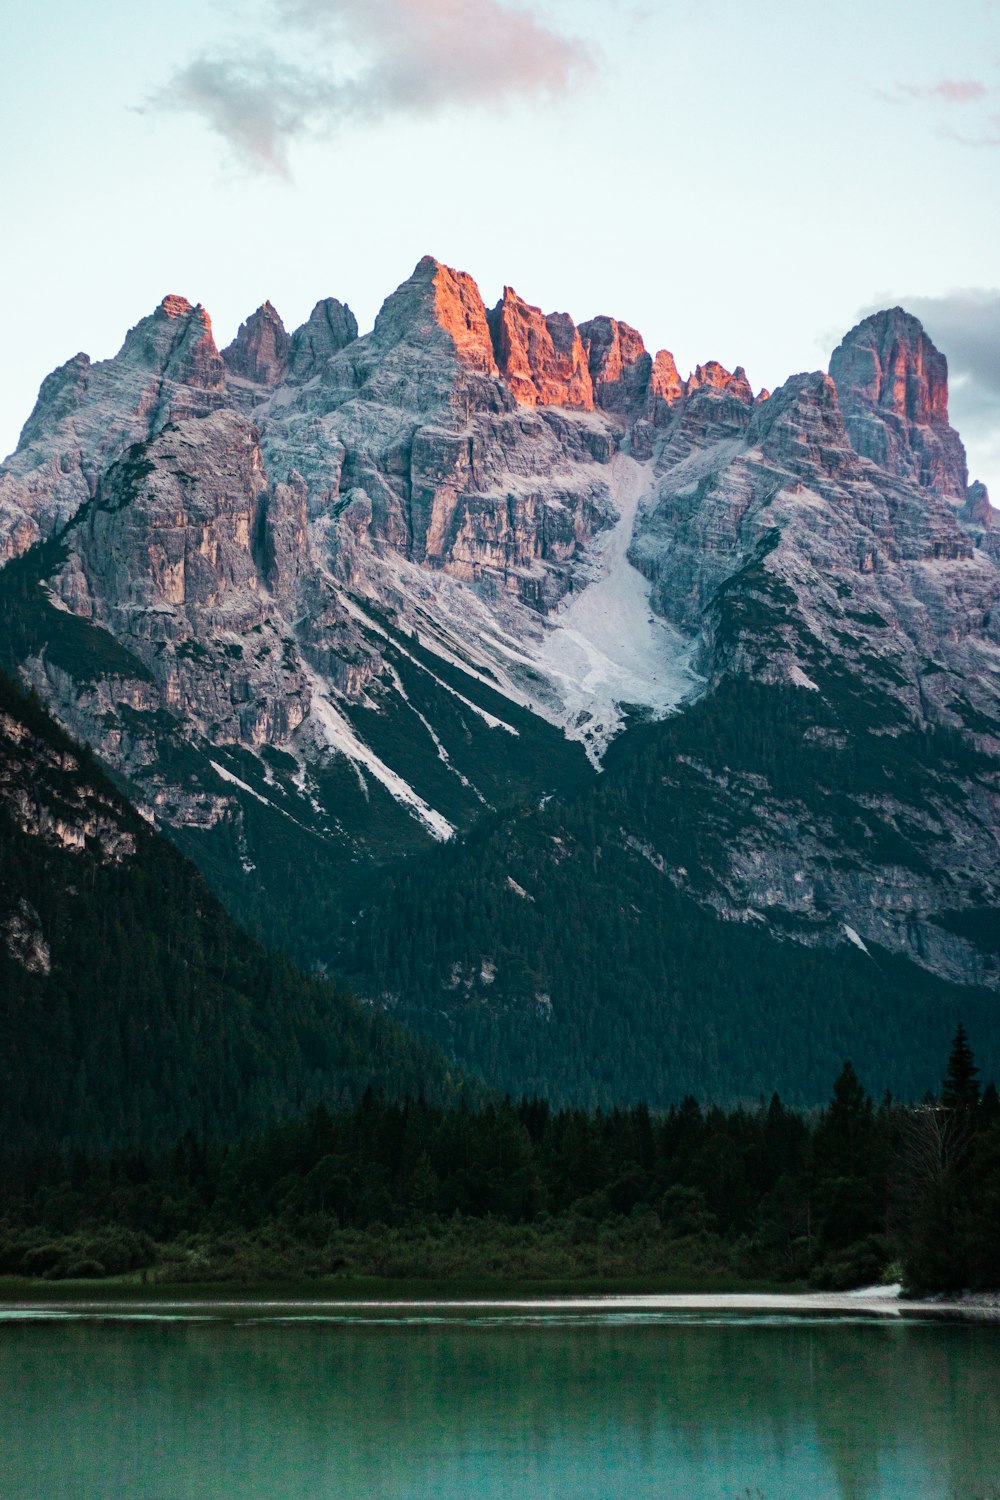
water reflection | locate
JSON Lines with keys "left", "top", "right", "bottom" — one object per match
{"left": 1, "top": 1318, "right": 997, "bottom": 1499}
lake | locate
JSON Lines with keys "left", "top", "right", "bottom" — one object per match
{"left": 1, "top": 1302, "right": 997, "bottom": 1499}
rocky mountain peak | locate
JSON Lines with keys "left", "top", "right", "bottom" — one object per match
{"left": 116, "top": 295, "right": 225, "bottom": 395}
{"left": 288, "top": 298, "right": 359, "bottom": 382}
{"left": 5, "top": 261, "right": 1000, "bottom": 1020}
{"left": 650, "top": 357, "right": 755, "bottom": 457}
{"left": 16, "top": 352, "right": 91, "bottom": 452}
{"left": 686, "top": 361, "right": 753, "bottom": 403}
{"left": 747, "top": 368, "right": 857, "bottom": 481}
{"left": 222, "top": 301, "right": 290, "bottom": 386}
{"left": 578, "top": 317, "right": 652, "bottom": 416}
{"left": 159, "top": 294, "right": 196, "bottom": 320}
{"left": 829, "top": 307, "right": 968, "bottom": 498}
{"left": 963, "top": 479, "right": 994, "bottom": 527}
{"left": 488, "top": 288, "right": 594, "bottom": 409}
{"left": 645, "top": 350, "right": 684, "bottom": 425}
{"left": 372, "top": 256, "right": 497, "bottom": 375}
{"left": 832, "top": 308, "right": 947, "bottom": 422}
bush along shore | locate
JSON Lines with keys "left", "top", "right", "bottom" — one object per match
{"left": 1, "top": 1028, "right": 997, "bottom": 1294}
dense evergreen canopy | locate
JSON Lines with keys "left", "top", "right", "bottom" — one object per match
{"left": 0, "top": 671, "right": 462, "bottom": 1154}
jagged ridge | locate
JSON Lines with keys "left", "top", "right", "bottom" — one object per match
{"left": 1, "top": 256, "right": 998, "bottom": 1065}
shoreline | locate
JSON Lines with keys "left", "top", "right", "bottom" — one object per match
{"left": 1, "top": 1285, "right": 999, "bottom": 1323}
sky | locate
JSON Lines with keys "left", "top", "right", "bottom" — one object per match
{"left": 2, "top": 0, "right": 999, "bottom": 495}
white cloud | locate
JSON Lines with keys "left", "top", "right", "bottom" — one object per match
{"left": 150, "top": 0, "right": 595, "bottom": 175}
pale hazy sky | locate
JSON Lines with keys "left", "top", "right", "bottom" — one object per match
{"left": 3, "top": 0, "right": 999, "bottom": 493}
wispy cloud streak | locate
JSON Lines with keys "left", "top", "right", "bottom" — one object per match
{"left": 882, "top": 71, "right": 1000, "bottom": 146}
{"left": 898, "top": 78, "right": 988, "bottom": 104}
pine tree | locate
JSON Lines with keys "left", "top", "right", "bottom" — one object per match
{"left": 941, "top": 1023, "right": 981, "bottom": 1111}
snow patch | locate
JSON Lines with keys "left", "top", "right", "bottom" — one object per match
{"left": 336, "top": 583, "right": 520, "bottom": 735}
{"left": 331, "top": 458, "right": 701, "bottom": 767}
{"left": 210, "top": 759, "right": 274, "bottom": 807}
{"left": 210, "top": 758, "right": 318, "bottom": 836}
{"left": 387, "top": 665, "right": 486, "bottom": 803}
{"left": 789, "top": 663, "right": 820, "bottom": 692}
{"left": 303, "top": 669, "right": 454, "bottom": 841}
{"left": 533, "top": 454, "right": 702, "bottom": 765}
{"left": 842, "top": 924, "right": 871, "bottom": 956}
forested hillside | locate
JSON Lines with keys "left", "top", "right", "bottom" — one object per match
{"left": 0, "top": 671, "right": 462, "bottom": 1153}
{"left": 338, "top": 674, "right": 1000, "bottom": 1107}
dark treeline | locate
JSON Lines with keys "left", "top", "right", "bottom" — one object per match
{"left": 2, "top": 1028, "right": 998, "bottom": 1292}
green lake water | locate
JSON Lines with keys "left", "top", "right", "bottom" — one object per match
{"left": 1, "top": 1311, "right": 997, "bottom": 1499}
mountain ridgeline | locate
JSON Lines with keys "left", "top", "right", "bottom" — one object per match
{"left": 1, "top": 259, "right": 999, "bottom": 1115}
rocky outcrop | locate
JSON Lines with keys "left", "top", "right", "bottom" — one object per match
{"left": 488, "top": 289, "right": 593, "bottom": 408}
{"left": 646, "top": 358, "right": 756, "bottom": 462}
{"left": 830, "top": 308, "right": 968, "bottom": 498}
{"left": 16, "top": 352, "right": 92, "bottom": 451}
{"left": 2, "top": 898, "right": 50, "bottom": 975}
{"left": 956, "top": 479, "right": 1000, "bottom": 565}
{"left": 579, "top": 317, "right": 651, "bottom": 416}
{"left": 223, "top": 302, "right": 290, "bottom": 385}
{"left": 687, "top": 361, "right": 753, "bottom": 402}
{"left": 114, "top": 296, "right": 226, "bottom": 415}
{"left": 0, "top": 295, "right": 227, "bottom": 560}
{"left": 0, "top": 707, "right": 136, "bottom": 866}
{"left": 645, "top": 350, "right": 685, "bottom": 423}
{"left": 287, "top": 298, "right": 359, "bottom": 381}
{"left": 962, "top": 479, "right": 994, "bottom": 528}
{"left": 372, "top": 255, "right": 498, "bottom": 377}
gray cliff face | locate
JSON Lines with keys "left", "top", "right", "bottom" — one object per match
{"left": 62, "top": 413, "right": 310, "bottom": 745}
{"left": 287, "top": 298, "right": 359, "bottom": 382}
{"left": 628, "top": 365, "right": 1000, "bottom": 980}
{"left": 0, "top": 296, "right": 225, "bottom": 561}
{"left": 223, "top": 302, "right": 291, "bottom": 386}
{"left": 1, "top": 258, "right": 998, "bottom": 991}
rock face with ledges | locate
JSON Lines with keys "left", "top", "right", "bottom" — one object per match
{"left": 625, "top": 359, "right": 1000, "bottom": 982}
{"left": 34, "top": 411, "right": 313, "bottom": 777}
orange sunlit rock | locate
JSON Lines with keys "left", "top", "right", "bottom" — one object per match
{"left": 488, "top": 288, "right": 594, "bottom": 409}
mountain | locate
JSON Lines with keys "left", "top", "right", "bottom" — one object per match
{"left": 1, "top": 260, "right": 998, "bottom": 1104}
{"left": 0, "top": 669, "right": 460, "bottom": 1153}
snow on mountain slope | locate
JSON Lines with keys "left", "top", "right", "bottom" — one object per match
{"left": 534, "top": 453, "right": 701, "bottom": 762}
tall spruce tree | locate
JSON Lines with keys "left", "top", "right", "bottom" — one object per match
{"left": 942, "top": 1023, "right": 981, "bottom": 1111}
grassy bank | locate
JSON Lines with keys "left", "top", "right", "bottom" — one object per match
{"left": 0, "top": 1216, "right": 791, "bottom": 1294}
{"left": 0, "top": 1269, "right": 805, "bottom": 1303}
